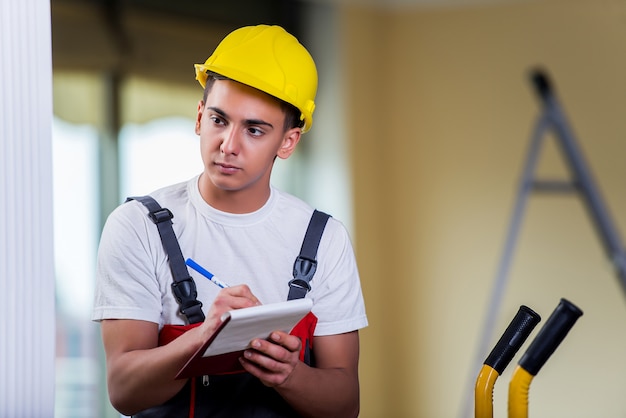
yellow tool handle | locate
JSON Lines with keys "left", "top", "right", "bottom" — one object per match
{"left": 508, "top": 365, "right": 533, "bottom": 418}
{"left": 474, "top": 365, "right": 499, "bottom": 418}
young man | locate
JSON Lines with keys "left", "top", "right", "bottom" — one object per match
{"left": 93, "top": 25, "right": 368, "bottom": 417}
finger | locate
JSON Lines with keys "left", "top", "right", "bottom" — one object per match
{"left": 247, "top": 334, "right": 301, "bottom": 365}
{"left": 239, "top": 356, "right": 284, "bottom": 387}
{"left": 243, "top": 342, "right": 292, "bottom": 374}
{"left": 239, "top": 342, "right": 299, "bottom": 387}
{"left": 211, "top": 285, "right": 261, "bottom": 311}
{"left": 222, "top": 285, "right": 262, "bottom": 307}
{"left": 268, "top": 332, "right": 302, "bottom": 353}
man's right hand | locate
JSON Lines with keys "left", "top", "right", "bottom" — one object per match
{"left": 101, "top": 284, "right": 261, "bottom": 415}
{"left": 199, "top": 284, "right": 261, "bottom": 338}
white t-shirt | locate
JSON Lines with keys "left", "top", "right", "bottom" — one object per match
{"left": 92, "top": 176, "right": 368, "bottom": 336}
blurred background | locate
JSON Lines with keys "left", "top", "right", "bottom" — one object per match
{"left": 5, "top": 0, "right": 626, "bottom": 416}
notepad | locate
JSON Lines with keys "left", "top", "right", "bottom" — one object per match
{"left": 175, "top": 298, "right": 313, "bottom": 379}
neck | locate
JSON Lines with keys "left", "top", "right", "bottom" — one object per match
{"left": 198, "top": 174, "right": 271, "bottom": 214}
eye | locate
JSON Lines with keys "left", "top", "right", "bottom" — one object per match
{"left": 247, "top": 126, "right": 264, "bottom": 137}
{"left": 209, "top": 115, "right": 226, "bottom": 126}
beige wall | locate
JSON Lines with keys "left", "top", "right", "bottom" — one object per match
{"left": 345, "top": 0, "right": 626, "bottom": 416}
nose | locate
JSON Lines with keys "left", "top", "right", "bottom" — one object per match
{"left": 220, "top": 127, "right": 240, "bottom": 155}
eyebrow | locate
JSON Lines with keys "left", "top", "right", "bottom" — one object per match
{"left": 207, "top": 106, "right": 274, "bottom": 129}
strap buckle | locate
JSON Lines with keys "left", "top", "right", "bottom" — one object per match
{"left": 148, "top": 208, "right": 174, "bottom": 224}
{"left": 288, "top": 278, "right": 311, "bottom": 293}
{"left": 290, "top": 256, "right": 317, "bottom": 290}
{"left": 171, "top": 277, "right": 203, "bottom": 314}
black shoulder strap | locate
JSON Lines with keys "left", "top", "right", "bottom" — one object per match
{"left": 288, "top": 209, "right": 331, "bottom": 300}
{"left": 126, "top": 196, "right": 205, "bottom": 324}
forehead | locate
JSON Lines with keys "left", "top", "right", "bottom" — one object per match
{"left": 205, "top": 79, "right": 284, "bottom": 115}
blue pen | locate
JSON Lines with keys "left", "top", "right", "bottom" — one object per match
{"left": 186, "top": 258, "right": 230, "bottom": 289}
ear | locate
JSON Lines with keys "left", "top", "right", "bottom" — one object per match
{"left": 195, "top": 100, "right": 204, "bottom": 135}
{"left": 276, "top": 128, "right": 302, "bottom": 160}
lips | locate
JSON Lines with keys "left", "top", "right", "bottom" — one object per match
{"left": 215, "top": 161, "right": 240, "bottom": 174}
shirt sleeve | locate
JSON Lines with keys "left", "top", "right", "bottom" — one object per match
{"left": 309, "top": 218, "right": 368, "bottom": 336}
{"left": 92, "top": 202, "right": 166, "bottom": 325}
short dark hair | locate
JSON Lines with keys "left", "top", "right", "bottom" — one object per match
{"left": 202, "top": 72, "right": 304, "bottom": 132}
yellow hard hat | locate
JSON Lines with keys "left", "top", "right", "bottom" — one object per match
{"left": 194, "top": 25, "right": 317, "bottom": 133}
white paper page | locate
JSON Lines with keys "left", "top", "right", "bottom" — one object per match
{"left": 203, "top": 298, "right": 313, "bottom": 357}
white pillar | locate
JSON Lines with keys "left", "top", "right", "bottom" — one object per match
{"left": 0, "top": 0, "right": 56, "bottom": 416}
{"left": 301, "top": 3, "right": 354, "bottom": 235}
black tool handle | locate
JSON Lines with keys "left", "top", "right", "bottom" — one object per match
{"left": 519, "top": 298, "right": 583, "bottom": 376}
{"left": 484, "top": 305, "right": 541, "bottom": 374}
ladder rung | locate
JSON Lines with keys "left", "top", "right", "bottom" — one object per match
{"left": 531, "top": 179, "right": 579, "bottom": 193}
